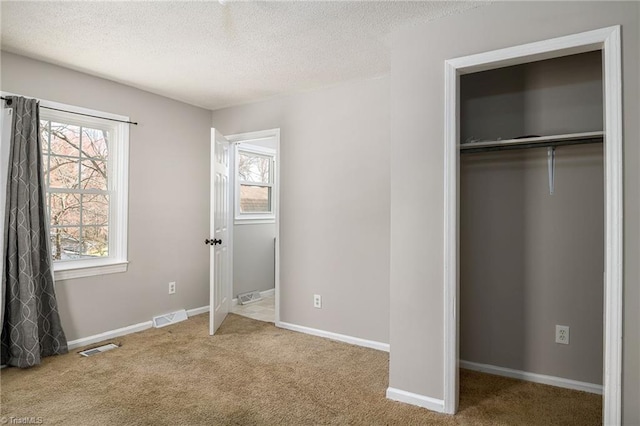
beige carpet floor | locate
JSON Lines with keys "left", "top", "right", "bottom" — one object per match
{"left": 1, "top": 313, "right": 601, "bottom": 425}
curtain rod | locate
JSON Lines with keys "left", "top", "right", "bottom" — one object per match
{"left": 1, "top": 96, "right": 138, "bottom": 126}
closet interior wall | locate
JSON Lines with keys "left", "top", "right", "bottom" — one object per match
{"left": 459, "top": 51, "right": 605, "bottom": 385}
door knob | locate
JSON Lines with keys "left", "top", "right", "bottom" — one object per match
{"left": 205, "top": 238, "right": 223, "bottom": 246}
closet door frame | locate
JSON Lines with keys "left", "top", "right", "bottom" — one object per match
{"left": 443, "top": 26, "right": 622, "bottom": 423}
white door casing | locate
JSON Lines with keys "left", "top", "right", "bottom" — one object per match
{"left": 224, "top": 128, "right": 281, "bottom": 325}
{"left": 443, "top": 26, "right": 622, "bottom": 423}
{"left": 209, "top": 129, "right": 232, "bottom": 335}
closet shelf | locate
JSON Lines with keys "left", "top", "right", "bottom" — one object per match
{"left": 460, "top": 131, "right": 604, "bottom": 154}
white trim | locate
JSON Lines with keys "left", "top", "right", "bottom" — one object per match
{"left": 445, "top": 26, "right": 614, "bottom": 74}
{"left": 602, "top": 27, "right": 623, "bottom": 426}
{"left": 260, "top": 288, "right": 275, "bottom": 298}
{"left": 111, "top": 111, "right": 129, "bottom": 270}
{"left": 231, "top": 288, "right": 275, "bottom": 306}
{"left": 237, "top": 143, "right": 276, "bottom": 156}
{"left": 54, "top": 261, "right": 128, "bottom": 281}
{"left": 385, "top": 387, "right": 445, "bottom": 413}
{"left": 274, "top": 131, "right": 280, "bottom": 326}
{"left": 225, "top": 129, "right": 280, "bottom": 145}
{"left": 460, "top": 360, "right": 603, "bottom": 395}
{"left": 2, "top": 91, "right": 131, "bottom": 280}
{"left": 443, "top": 26, "right": 622, "bottom": 422}
{"left": 443, "top": 58, "right": 459, "bottom": 415}
{"left": 277, "top": 321, "right": 390, "bottom": 352}
{"left": 0, "top": 91, "right": 129, "bottom": 123}
{"left": 67, "top": 305, "right": 209, "bottom": 350}
{"left": 234, "top": 142, "right": 276, "bottom": 223}
{"left": 234, "top": 218, "right": 275, "bottom": 225}
{"left": 67, "top": 320, "right": 152, "bottom": 350}
{"left": 225, "top": 128, "right": 281, "bottom": 325}
{"left": 186, "top": 305, "right": 210, "bottom": 317}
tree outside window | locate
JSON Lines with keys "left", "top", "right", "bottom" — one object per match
{"left": 40, "top": 121, "right": 109, "bottom": 261}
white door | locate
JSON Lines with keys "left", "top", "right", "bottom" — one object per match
{"left": 209, "top": 129, "right": 231, "bottom": 335}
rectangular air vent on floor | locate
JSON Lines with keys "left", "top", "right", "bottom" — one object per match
{"left": 152, "top": 309, "right": 188, "bottom": 328}
{"left": 78, "top": 343, "right": 119, "bottom": 357}
{"left": 238, "top": 290, "right": 262, "bottom": 305}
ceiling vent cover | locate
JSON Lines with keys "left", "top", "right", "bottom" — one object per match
{"left": 153, "top": 309, "right": 188, "bottom": 328}
{"left": 78, "top": 343, "right": 119, "bottom": 357}
{"left": 238, "top": 290, "right": 262, "bottom": 305}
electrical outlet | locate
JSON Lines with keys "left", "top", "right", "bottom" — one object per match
{"left": 555, "top": 325, "right": 569, "bottom": 344}
{"left": 313, "top": 294, "right": 322, "bottom": 309}
{"left": 168, "top": 282, "right": 176, "bottom": 295}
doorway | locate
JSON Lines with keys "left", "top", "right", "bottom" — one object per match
{"left": 209, "top": 128, "right": 281, "bottom": 331}
{"left": 443, "top": 26, "right": 622, "bottom": 423}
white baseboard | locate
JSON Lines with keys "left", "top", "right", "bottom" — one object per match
{"left": 386, "top": 387, "right": 445, "bottom": 413}
{"left": 186, "top": 305, "right": 209, "bottom": 317}
{"left": 460, "top": 360, "right": 603, "bottom": 395}
{"left": 232, "top": 288, "right": 275, "bottom": 307}
{"left": 67, "top": 320, "right": 153, "bottom": 350}
{"left": 67, "top": 305, "right": 210, "bottom": 350}
{"left": 261, "top": 288, "right": 275, "bottom": 298}
{"left": 276, "top": 321, "right": 389, "bottom": 352}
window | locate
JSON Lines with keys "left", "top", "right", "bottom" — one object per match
{"left": 235, "top": 144, "right": 276, "bottom": 223}
{"left": 39, "top": 102, "right": 129, "bottom": 280}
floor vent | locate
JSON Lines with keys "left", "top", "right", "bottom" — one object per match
{"left": 152, "top": 309, "right": 188, "bottom": 328}
{"left": 238, "top": 290, "right": 262, "bottom": 305}
{"left": 78, "top": 343, "right": 119, "bottom": 357}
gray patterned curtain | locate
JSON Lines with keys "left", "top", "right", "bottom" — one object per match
{"left": 1, "top": 96, "right": 68, "bottom": 368}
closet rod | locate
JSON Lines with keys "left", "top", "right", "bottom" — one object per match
{"left": 460, "top": 132, "right": 603, "bottom": 154}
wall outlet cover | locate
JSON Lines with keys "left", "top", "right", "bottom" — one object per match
{"left": 555, "top": 325, "right": 570, "bottom": 344}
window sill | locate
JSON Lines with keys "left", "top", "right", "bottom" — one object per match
{"left": 54, "top": 260, "right": 129, "bottom": 281}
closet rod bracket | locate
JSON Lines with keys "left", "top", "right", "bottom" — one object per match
{"left": 547, "top": 146, "right": 555, "bottom": 195}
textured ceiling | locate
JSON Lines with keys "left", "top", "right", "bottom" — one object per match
{"left": 1, "top": 1, "right": 479, "bottom": 110}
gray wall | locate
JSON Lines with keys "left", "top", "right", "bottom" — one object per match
{"left": 1, "top": 52, "right": 213, "bottom": 341}
{"left": 212, "top": 76, "right": 390, "bottom": 344}
{"left": 460, "top": 51, "right": 605, "bottom": 385}
{"left": 461, "top": 145, "right": 604, "bottom": 385}
{"left": 460, "top": 65, "right": 526, "bottom": 143}
{"left": 233, "top": 223, "right": 275, "bottom": 297}
{"left": 523, "top": 51, "right": 603, "bottom": 136}
{"left": 461, "top": 51, "right": 603, "bottom": 142}
{"left": 389, "top": 2, "right": 639, "bottom": 424}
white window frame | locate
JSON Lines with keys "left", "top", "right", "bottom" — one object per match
{"left": 37, "top": 99, "right": 129, "bottom": 281}
{"left": 234, "top": 143, "right": 276, "bottom": 224}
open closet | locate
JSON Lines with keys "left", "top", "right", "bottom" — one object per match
{"left": 459, "top": 51, "right": 605, "bottom": 392}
